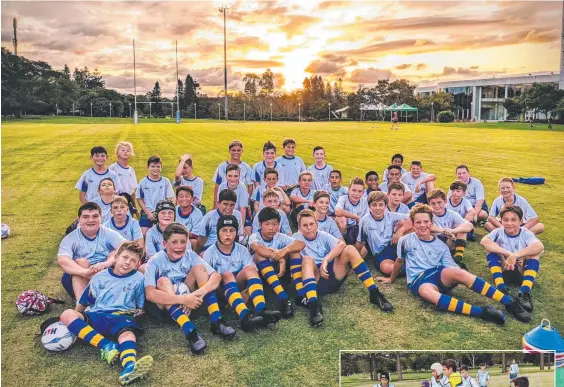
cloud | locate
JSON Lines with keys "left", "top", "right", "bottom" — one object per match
{"left": 317, "top": 1, "right": 351, "bottom": 11}
{"left": 305, "top": 60, "right": 346, "bottom": 76}
{"left": 416, "top": 64, "right": 427, "bottom": 71}
{"left": 348, "top": 67, "right": 394, "bottom": 84}
{"left": 279, "top": 15, "right": 321, "bottom": 38}
{"left": 395, "top": 64, "right": 411, "bottom": 70}
{"left": 229, "top": 60, "right": 284, "bottom": 68}
{"left": 232, "top": 36, "right": 269, "bottom": 51}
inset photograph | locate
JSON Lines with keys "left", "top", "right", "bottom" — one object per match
{"left": 340, "top": 351, "right": 556, "bottom": 387}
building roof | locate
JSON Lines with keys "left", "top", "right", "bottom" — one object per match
{"left": 415, "top": 73, "right": 560, "bottom": 93}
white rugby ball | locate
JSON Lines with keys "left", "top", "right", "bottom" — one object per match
{"left": 174, "top": 282, "right": 191, "bottom": 296}
{"left": 1, "top": 223, "right": 11, "bottom": 239}
{"left": 41, "top": 322, "right": 77, "bottom": 352}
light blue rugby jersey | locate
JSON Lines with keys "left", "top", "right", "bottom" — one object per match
{"left": 252, "top": 209, "right": 291, "bottom": 235}
{"left": 58, "top": 226, "right": 125, "bottom": 265}
{"left": 78, "top": 268, "right": 144, "bottom": 313}
{"left": 317, "top": 215, "right": 342, "bottom": 239}
{"left": 489, "top": 194, "right": 538, "bottom": 222}
{"left": 290, "top": 187, "right": 316, "bottom": 209}
{"left": 176, "top": 205, "right": 204, "bottom": 233}
{"left": 213, "top": 161, "right": 253, "bottom": 186}
{"left": 432, "top": 209, "right": 467, "bottom": 238}
{"left": 397, "top": 233, "right": 457, "bottom": 284}
{"left": 401, "top": 172, "right": 429, "bottom": 201}
{"left": 446, "top": 197, "right": 473, "bottom": 218}
{"left": 137, "top": 176, "right": 174, "bottom": 212}
{"left": 382, "top": 167, "right": 408, "bottom": 183}
{"left": 307, "top": 163, "right": 334, "bottom": 191}
{"left": 275, "top": 155, "right": 306, "bottom": 186}
{"left": 448, "top": 177, "right": 485, "bottom": 206}
{"left": 203, "top": 242, "right": 254, "bottom": 274}
{"left": 252, "top": 161, "right": 283, "bottom": 186}
{"left": 108, "top": 162, "right": 138, "bottom": 196}
{"left": 321, "top": 183, "right": 348, "bottom": 214}
{"left": 378, "top": 181, "right": 412, "bottom": 194}
{"left": 146, "top": 224, "right": 192, "bottom": 258}
{"left": 145, "top": 249, "right": 214, "bottom": 287}
{"left": 387, "top": 203, "right": 410, "bottom": 214}
{"left": 104, "top": 215, "right": 142, "bottom": 241}
{"left": 336, "top": 195, "right": 369, "bottom": 226}
{"left": 194, "top": 209, "right": 244, "bottom": 248}
{"left": 75, "top": 167, "right": 123, "bottom": 201}
{"left": 358, "top": 212, "right": 409, "bottom": 255}
{"left": 251, "top": 185, "right": 284, "bottom": 210}
{"left": 291, "top": 231, "right": 339, "bottom": 265}
{"left": 91, "top": 196, "right": 114, "bottom": 224}
{"left": 174, "top": 176, "right": 204, "bottom": 203}
{"left": 249, "top": 231, "right": 295, "bottom": 254}
{"left": 218, "top": 182, "right": 249, "bottom": 211}
{"left": 485, "top": 227, "right": 539, "bottom": 253}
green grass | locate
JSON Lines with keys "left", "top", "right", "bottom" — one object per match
{"left": 2, "top": 119, "right": 564, "bottom": 386}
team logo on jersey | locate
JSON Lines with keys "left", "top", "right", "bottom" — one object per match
{"left": 161, "top": 269, "right": 171, "bottom": 277}
{"left": 123, "top": 282, "right": 136, "bottom": 292}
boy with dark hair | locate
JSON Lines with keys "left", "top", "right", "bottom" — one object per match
{"left": 382, "top": 153, "right": 407, "bottom": 184}
{"left": 313, "top": 191, "right": 342, "bottom": 239}
{"left": 144, "top": 223, "right": 237, "bottom": 354}
{"left": 175, "top": 186, "right": 204, "bottom": 250}
{"left": 145, "top": 200, "right": 180, "bottom": 263}
{"left": 480, "top": 205, "right": 544, "bottom": 312}
{"left": 105, "top": 196, "right": 143, "bottom": 250}
{"left": 364, "top": 171, "right": 379, "bottom": 197}
{"left": 217, "top": 163, "right": 251, "bottom": 234}
{"left": 356, "top": 191, "right": 411, "bottom": 275}
{"left": 174, "top": 154, "right": 204, "bottom": 207}
{"left": 460, "top": 365, "right": 480, "bottom": 387}
{"left": 249, "top": 207, "right": 306, "bottom": 318}
{"left": 378, "top": 204, "right": 531, "bottom": 324}
{"left": 307, "top": 146, "right": 333, "bottom": 190}
{"left": 448, "top": 180, "right": 477, "bottom": 241}
{"left": 251, "top": 189, "right": 291, "bottom": 235}
{"left": 450, "top": 165, "right": 488, "bottom": 223}
{"left": 442, "top": 359, "right": 462, "bottom": 387}
{"left": 212, "top": 140, "right": 253, "bottom": 203}
{"left": 91, "top": 178, "right": 120, "bottom": 223}
{"left": 60, "top": 242, "right": 152, "bottom": 385}
{"left": 251, "top": 168, "right": 291, "bottom": 214}
{"left": 293, "top": 209, "right": 393, "bottom": 327}
{"left": 512, "top": 377, "right": 528, "bottom": 387}
{"left": 76, "top": 146, "right": 122, "bottom": 203}
{"left": 335, "top": 177, "right": 369, "bottom": 245}
{"left": 252, "top": 141, "right": 282, "bottom": 188}
{"left": 204, "top": 215, "right": 281, "bottom": 328}
{"left": 276, "top": 138, "right": 306, "bottom": 193}
{"left": 322, "top": 170, "right": 348, "bottom": 216}
{"left": 401, "top": 160, "right": 436, "bottom": 207}
{"left": 379, "top": 165, "right": 413, "bottom": 204}
{"left": 476, "top": 364, "right": 489, "bottom": 387}
{"left": 387, "top": 182, "right": 410, "bottom": 214}
{"left": 374, "top": 371, "right": 394, "bottom": 387}
{"left": 137, "top": 154, "right": 175, "bottom": 235}
{"left": 58, "top": 202, "right": 125, "bottom": 299}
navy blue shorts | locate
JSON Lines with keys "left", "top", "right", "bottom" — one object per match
{"left": 139, "top": 211, "right": 153, "bottom": 228}
{"left": 481, "top": 201, "right": 489, "bottom": 213}
{"left": 245, "top": 210, "right": 253, "bottom": 228}
{"left": 84, "top": 311, "right": 141, "bottom": 338}
{"left": 408, "top": 266, "right": 455, "bottom": 296}
{"left": 61, "top": 273, "right": 74, "bottom": 299}
{"left": 374, "top": 242, "right": 397, "bottom": 266}
{"left": 343, "top": 224, "right": 359, "bottom": 245}
{"left": 316, "top": 260, "right": 346, "bottom": 295}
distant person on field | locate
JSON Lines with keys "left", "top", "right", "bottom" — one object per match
{"left": 460, "top": 365, "right": 479, "bottom": 387}
{"left": 391, "top": 111, "right": 399, "bottom": 130}
{"left": 529, "top": 118, "right": 534, "bottom": 128}
{"left": 548, "top": 116, "right": 553, "bottom": 129}
{"left": 76, "top": 146, "right": 122, "bottom": 203}
{"left": 476, "top": 363, "right": 490, "bottom": 387}
{"left": 448, "top": 165, "right": 488, "bottom": 223}
{"left": 509, "top": 360, "right": 520, "bottom": 385}
{"left": 275, "top": 138, "right": 307, "bottom": 195}
{"left": 212, "top": 140, "right": 253, "bottom": 205}
{"left": 443, "top": 359, "right": 463, "bottom": 387}
{"left": 109, "top": 141, "right": 138, "bottom": 211}
{"left": 174, "top": 154, "right": 204, "bottom": 209}
{"left": 307, "top": 146, "right": 333, "bottom": 191}
{"left": 372, "top": 371, "right": 394, "bottom": 387}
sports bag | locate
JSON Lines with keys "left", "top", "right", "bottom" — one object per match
{"left": 16, "top": 290, "right": 64, "bottom": 316}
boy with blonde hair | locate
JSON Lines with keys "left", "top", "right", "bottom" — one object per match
{"left": 109, "top": 141, "right": 138, "bottom": 199}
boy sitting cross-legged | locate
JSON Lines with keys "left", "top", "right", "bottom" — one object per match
{"left": 377, "top": 204, "right": 531, "bottom": 324}
{"left": 251, "top": 188, "right": 292, "bottom": 236}
{"left": 480, "top": 205, "right": 544, "bottom": 312}
{"left": 249, "top": 207, "right": 307, "bottom": 318}
{"left": 144, "top": 223, "right": 238, "bottom": 355}
{"left": 293, "top": 209, "right": 393, "bottom": 327}
{"left": 60, "top": 242, "right": 152, "bottom": 385}
{"left": 401, "top": 160, "right": 436, "bottom": 208}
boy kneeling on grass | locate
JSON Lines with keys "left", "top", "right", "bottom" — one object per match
{"left": 60, "top": 242, "right": 152, "bottom": 385}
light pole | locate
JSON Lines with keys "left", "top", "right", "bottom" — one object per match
{"left": 90, "top": 102, "right": 93, "bottom": 117}
{"left": 72, "top": 102, "right": 75, "bottom": 116}
{"left": 133, "top": 38, "right": 138, "bottom": 124}
{"left": 170, "top": 102, "right": 174, "bottom": 118}
{"left": 218, "top": 103, "right": 221, "bottom": 120}
{"left": 328, "top": 102, "right": 331, "bottom": 122}
{"left": 149, "top": 102, "right": 152, "bottom": 118}
{"left": 244, "top": 102, "right": 246, "bottom": 122}
{"left": 194, "top": 102, "right": 196, "bottom": 119}
{"left": 219, "top": 4, "right": 230, "bottom": 120}
{"left": 56, "top": 103, "right": 59, "bottom": 116}
{"left": 109, "top": 102, "right": 112, "bottom": 118}
{"left": 270, "top": 102, "right": 273, "bottom": 121}
{"left": 128, "top": 102, "right": 131, "bottom": 118}
{"left": 175, "top": 40, "right": 180, "bottom": 124}
{"left": 298, "top": 103, "right": 301, "bottom": 122}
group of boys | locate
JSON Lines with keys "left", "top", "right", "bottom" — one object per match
{"left": 57, "top": 138, "right": 545, "bottom": 384}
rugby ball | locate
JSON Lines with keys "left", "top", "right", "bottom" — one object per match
{"left": 174, "top": 282, "right": 191, "bottom": 296}
{"left": 41, "top": 322, "right": 76, "bottom": 352}
{"left": 1, "top": 224, "right": 11, "bottom": 239}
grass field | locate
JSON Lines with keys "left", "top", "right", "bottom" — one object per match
{"left": 2, "top": 118, "right": 564, "bottom": 386}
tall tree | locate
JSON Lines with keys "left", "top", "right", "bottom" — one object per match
{"left": 62, "top": 64, "right": 71, "bottom": 79}
{"left": 151, "top": 81, "right": 162, "bottom": 115}
{"left": 260, "top": 69, "right": 274, "bottom": 95}
{"left": 184, "top": 74, "right": 200, "bottom": 110}
{"left": 86, "top": 68, "right": 105, "bottom": 88}
{"left": 243, "top": 73, "right": 259, "bottom": 96}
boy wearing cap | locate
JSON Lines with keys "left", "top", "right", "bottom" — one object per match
{"left": 430, "top": 362, "right": 450, "bottom": 387}
{"left": 372, "top": 372, "right": 394, "bottom": 387}
{"left": 204, "top": 215, "right": 281, "bottom": 328}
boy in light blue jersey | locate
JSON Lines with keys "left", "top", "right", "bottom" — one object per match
{"left": 137, "top": 154, "right": 175, "bottom": 235}
{"left": 109, "top": 141, "right": 138, "bottom": 197}
{"left": 194, "top": 189, "right": 244, "bottom": 255}
{"left": 60, "top": 242, "right": 152, "bottom": 385}
{"left": 450, "top": 165, "right": 488, "bottom": 223}
{"left": 145, "top": 200, "right": 183, "bottom": 265}
{"left": 212, "top": 140, "right": 253, "bottom": 204}
{"left": 427, "top": 189, "right": 474, "bottom": 269}
{"left": 313, "top": 191, "right": 342, "bottom": 240}
{"left": 382, "top": 153, "right": 408, "bottom": 184}
{"left": 293, "top": 210, "right": 393, "bottom": 327}
{"left": 76, "top": 146, "right": 122, "bottom": 203}
{"left": 401, "top": 160, "right": 436, "bottom": 207}
{"left": 252, "top": 141, "right": 282, "bottom": 189}
{"left": 58, "top": 202, "right": 125, "bottom": 299}
{"left": 251, "top": 169, "right": 291, "bottom": 214}
{"left": 377, "top": 204, "right": 530, "bottom": 324}
{"left": 379, "top": 165, "right": 413, "bottom": 204}
{"left": 144, "top": 223, "right": 237, "bottom": 355}
{"left": 364, "top": 171, "right": 379, "bottom": 198}
{"left": 322, "top": 170, "right": 348, "bottom": 216}
{"left": 447, "top": 180, "right": 476, "bottom": 241}
{"left": 481, "top": 205, "right": 544, "bottom": 313}
{"left": 251, "top": 189, "right": 291, "bottom": 235}
{"left": 217, "top": 163, "right": 251, "bottom": 233}
{"left": 91, "top": 178, "right": 118, "bottom": 224}
{"left": 289, "top": 171, "right": 316, "bottom": 227}
{"left": 476, "top": 364, "right": 490, "bottom": 387}
{"left": 275, "top": 138, "right": 306, "bottom": 193}
{"left": 175, "top": 186, "right": 204, "bottom": 250}
{"left": 387, "top": 182, "right": 410, "bottom": 214}
{"left": 204, "top": 215, "right": 281, "bottom": 329}
{"left": 356, "top": 191, "right": 410, "bottom": 275}
{"left": 105, "top": 196, "right": 143, "bottom": 249}
{"left": 485, "top": 177, "right": 544, "bottom": 235}
{"left": 335, "top": 177, "right": 369, "bottom": 245}
{"left": 174, "top": 154, "right": 204, "bottom": 207}
{"left": 307, "top": 146, "right": 334, "bottom": 191}
{"left": 249, "top": 207, "right": 306, "bottom": 319}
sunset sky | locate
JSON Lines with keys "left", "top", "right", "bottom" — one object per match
{"left": 1, "top": 1, "right": 561, "bottom": 97}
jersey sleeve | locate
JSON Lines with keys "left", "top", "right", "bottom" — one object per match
{"left": 485, "top": 227, "right": 501, "bottom": 243}
{"left": 239, "top": 186, "right": 250, "bottom": 207}
{"left": 193, "top": 213, "right": 209, "bottom": 237}
{"left": 324, "top": 232, "right": 339, "bottom": 251}
{"left": 165, "top": 179, "right": 174, "bottom": 199}
{"left": 299, "top": 158, "right": 306, "bottom": 173}
{"left": 463, "top": 199, "right": 473, "bottom": 214}
{"left": 252, "top": 164, "right": 260, "bottom": 184}
{"left": 110, "top": 171, "right": 123, "bottom": 194}
{"left": 522, "top": 200, "right": 538, "bottom": 220}
{"left": 131, "top": 220, "right": 143, "bottom": 240}
{"left": 145, "top": 233, "right": 158, "bottom": 258}
{"left": 328, "top": 219, "right": 342, "bottom": 239}
{"left": 236, "top": 213, "right": 245, "bottom": 236}
{"left": 192, "top": 253, "right": 216, "bottom": 275}
{"left": 335, "top": 195, "right": 346, "bottom": 210}
{"left": 357, "top": 217, "right": 366, "bottom": 242}
{"left": 135, "top": 275, "right": 145, "bottom": 308}
{"left": 202, "top": 249, "right": 219, "bottom": 272}
{"left": 451, "top": 211, "right": 465, "bottom": 227}
{"left": 522, "top": 229, "right": 540, "bottom": 246}
{"left": 241, "top": 247, "right": 254, "bottom": 268}
{"left": 391, "top": 213, "right": 409, "bottom": 228}
{"left": 194, "top": 178, "right": 204, "bottom": 201}
{"left": 398, "top": 235, "right": 409, "bottom": 259}
{"left": 78, "top": 281, "right": 96, "bottom": 306}
{"left": 489, "top": 197, "right": 501, "bottom": 217}
{"left": 439, "top": 243, "right": 458, "bottom": 268}
{"left": 57, "top": 234, "right": 76, "bottom": 259}
{"left": 280, "top": 214, "right": 291, "bottom": 235}
{"left": 475, "top": 180, "right": 485, "bottom": 201}
{"left": 106, "top": 229, "right": 126, "bottom": 251}
{"left": 213, "top": 165, "right": 223, "bottom": 185}
{"left": 143, "top": 260, "right": 158, "bottom": 288}
{"left": 75, "top": 171, "right": 88, "bottom": 192}
{"left": 137, "top": 180, "right": 145, "bottom": 199}
{"left": 402, "top": 183, "right": 412, "bottom": 193}
{"left": 277, "top": 233, "right": 295, "bottom": 247}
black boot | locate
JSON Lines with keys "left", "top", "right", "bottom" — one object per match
{"left": 185, "top": 330, "right": 207, "bottom": 355}
{"left": 278, "top": 298, "right": 294, "bottom": 319}
{"left": 308, "top": 300, "right": 324, "bottom": 328}
{"left": 480, "top": 305, "right": 506, "bottom": 325}
{"left": 210, "top": 319, "right": 236, "bottom": 339}
{"left": 369, "top": 288, "right": 393, "bottom": 312}
{"left": 240, "top": 313, "right": 264, "bottom": 332}
{"left": 257, "top": 309, "right": 282, "bottom": 326}
{"left": 517, "top": 291, "right": 533, "bottom": 312}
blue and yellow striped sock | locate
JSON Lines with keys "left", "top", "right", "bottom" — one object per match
{"left": 470, "top": 276, "right": 512, "bottom": 306}
{"left": 168, "top": 305, "right": 196, "bottom": 335}
{"left": 247, "top": 277, "right": 266, "bottom": 313}
{"left": 437, "top": 294, "right": 483, "bottom": 317}
{"left": 224, "top": 282, "right": 250, "bottom": 321}
{"left": 520, "top": 259, "right": 539, "bottom": 294}
{"left": 118, "top": 340, "right": 136, "bottom": 369}
{"left": 351, "top": 259, "right": 377, "bottom": 291}
{"left": 203, "top": 289, "right": 222, "bottom": 324}
{"left": 258, "top": 260, "right": 289, "bottom": 301}
{"left": 67, "top": 318, "right": 112, "bottom": 349}
{"left": 303, "top": 277, "right": 318, "bottom": 303}
{"left": 290, "top": 257, "right": 305, "bottom": 297}
{"left": 486, "top": 253, "right": 507, "bottom": 291}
